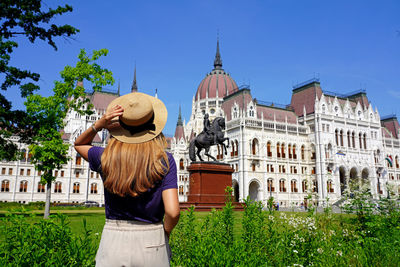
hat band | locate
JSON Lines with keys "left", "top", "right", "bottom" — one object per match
{"left": 119, "top": 114, "right": 156, "bottom": 135}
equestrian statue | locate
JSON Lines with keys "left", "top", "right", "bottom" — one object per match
{"left": 189, "top": 113, "right": 229, "bottom": 162}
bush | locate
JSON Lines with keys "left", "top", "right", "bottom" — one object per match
{"left": 0, "top": 213, "right": 99, "bottom": 266}
{"left": 170, "top": 187, "right": 400, "bottom": 266}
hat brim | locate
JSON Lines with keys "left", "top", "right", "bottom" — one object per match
{"left": 106, "top": 92, "right": 168, "bottom": 144}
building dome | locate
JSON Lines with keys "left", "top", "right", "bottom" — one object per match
{"left": 195, "top": 40, "right": 238, "bottom": 100}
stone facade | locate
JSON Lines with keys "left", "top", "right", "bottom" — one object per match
{"left": 1, "top": 43, "right": 400, "bottom": 207}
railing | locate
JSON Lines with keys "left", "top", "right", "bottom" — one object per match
{"left": 292, "top": 77, "right": 320, "bottom": 90}
{"left": 323, "top": 89, "right": 366, "bottom": 98}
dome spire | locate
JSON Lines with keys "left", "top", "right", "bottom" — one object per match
{"left": 213, "top": 35, "right": 223, "bottom": 70}
{"left": 131, "top": 63, "right": 138, "bottom": 92}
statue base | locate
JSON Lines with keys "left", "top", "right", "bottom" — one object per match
{"left": 180, "top": 161, "right": 243, "bottom": 211}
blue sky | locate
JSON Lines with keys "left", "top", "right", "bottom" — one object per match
{"left": 4, "top": 0, "right": 400, "bottom": 135}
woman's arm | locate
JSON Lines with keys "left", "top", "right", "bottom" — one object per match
{"left": 162, "top": 188, "right": 180, "bottom": 237}
{"left": 74, "top": 105, "right": 124, "bottom": 161}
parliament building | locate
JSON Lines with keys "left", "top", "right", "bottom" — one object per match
{"left": 1, "top": 41, "right": 400, "bottom": 208}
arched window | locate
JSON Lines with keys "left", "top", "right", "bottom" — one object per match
{"left": 302, "top": 180, "right": 307, "bottom": 192}
{"left": 90, "top": 183, "right": 98, "bottom": 194}
{"left": 335, "top": 129, "right": 338, "bottom": 145}
{"left": 251, "top": 139, "right": 258, "bottom": 155}
{"left": 267, "top": 179, "right": 274, "bottom": 192}
{"left": 311, "top": 145, "right": 316, "bottom": 160}
{"left": 340, "top": 130, "right": 343, "bottom": 146}
{"left": 281, "top": 143, "right": 286, "bottom": 158}
{"left": 292, "top": 145, "right": 297, "bottom": 159}
{"left": 73, "top": 182, "right": 80, "bottom": 193}
{"left": 352, "top": 131, "right": 355, "bottom": 148}
{"left": 54, "top": 182, "right": 62, "bottom": 193}
{"left": 313, "top": 180, "right": 318, "bottom": 193}
{"left": 76, "top": 154, "right": 82, "bottom": 165}
{"left": 19, "top": 181, "right": 28, "bottom": 192}
{"left": 1, "top": 180, "right": 10, "bottom": 192}
{"left": 231, "top": 141, "right": 235, "bottom": 157}
{"left": 279, "top": 179, "right": 286, "bottom": 192}
{"left": 347, "top": 131, "right": 351, "bottom": 147}
{"left": 267, "top": 142, "right": 272, "bottom": 157}
{"left": 179, "top": 159, "right": 184, "bottom": 170}
{"left": 21, "top": 149, "right": 27, "bottom": 162}
{"left": 217, "top": 144, "right": 224, "bottom": 159}
{"left": 291, "top": 180, "right": 298, "bottom": 193}
{"left": 235, "top": 140, "right": 239, "bottom": 156}
{"left": 27, "top": 152, "right": 32, "bottom": 162}
{"left": 327, "top": 180, "right": 334, "bottom": 193}
{"left": 37, "top": 182, "right": 45, "bottom": 193}
{"left": 288, "top": 144, "right": 292, "bottom": 159}
{"left": 359, "top": 133, "right": 363, "bottom": 149}
{"left": 276, "top": 143, "right": 281, "bottom": 158}
{"left": 396, "top": 156, "right": 399, "bottom": 169}
{"left": 178, "top": 185, "right": 184, "bottom": 195}
{"left": 301, "top": 145, "right": 305, "bottom": 160}
{"left": 363, "top": 133, "right": 367, "bottom": 150}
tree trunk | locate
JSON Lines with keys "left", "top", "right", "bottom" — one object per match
{"left": 44, "top": 182, "right": 52, "bottom": 219}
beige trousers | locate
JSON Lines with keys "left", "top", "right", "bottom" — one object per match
{"left": 96, "top": 219, "right": 171, "bottom": 267}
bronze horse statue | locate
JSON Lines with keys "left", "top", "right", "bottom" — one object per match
{"left": 189, "top": 117, "right": 229, "bottom": 161}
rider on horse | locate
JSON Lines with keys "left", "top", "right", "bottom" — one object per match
{"left": 203, "top": 113, "right": 217, "bottom": 144}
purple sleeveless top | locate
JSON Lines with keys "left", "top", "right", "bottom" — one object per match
{"left": 88, "top": 146, "right": 177, "bottom": 223}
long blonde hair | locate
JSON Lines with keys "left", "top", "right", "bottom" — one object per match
{"left": 101, "top": 133, "right": 169, "bottom": 197}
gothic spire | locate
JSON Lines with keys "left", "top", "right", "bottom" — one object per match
{"left": 177, "top": 105, "right": 183, "bottom": 126}
{"left": 131, "top": 64, "right": 138, "bottom": 92}
{"left": 213, "top": 37, "right": 223, "bottom": 70}
{"left": 117, "top": 79, "right": 120, "bottom": 96}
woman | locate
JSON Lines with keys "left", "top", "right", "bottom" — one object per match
{"left": 74, "top": 92, "right": 180, "bottom": 267}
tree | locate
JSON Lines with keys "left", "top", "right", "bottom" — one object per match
{"left": 0, "top": 0, "right": 79, "bottom": 161}
{"left": 26, "top": 49, "right": 114, "bottom": 218}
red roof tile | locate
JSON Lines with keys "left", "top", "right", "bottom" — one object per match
{"left": 290, "top": 82, "right": 323, "bottom": 116}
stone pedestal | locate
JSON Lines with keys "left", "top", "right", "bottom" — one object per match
{"left": 180, "top": 162, "right": 242, "bottom": 211}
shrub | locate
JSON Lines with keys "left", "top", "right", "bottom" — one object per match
{"left": 0, "top": 212, "right": 98, "bottom": 266}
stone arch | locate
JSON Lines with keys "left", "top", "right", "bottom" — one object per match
{"left": 339, "top": 166, "right": 347, "bottom": 194}
{"left": 361, "top": 168, "right": 369, "bottom": 188}
{"left": 232, "top": 179, "right": 239, "bottom": 202}
{"left": 248, "top": 180, "right": 261, "bottom": 201}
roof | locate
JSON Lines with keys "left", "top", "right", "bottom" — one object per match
{"left": 174, "top": 125, "right": 185, "bottom": 141}
{"left": 290, "top": 81, "right": 323, "bottom": 116}
{"left": 89, "top": 91, "right": 119, "bottom": 111}
{"left": 196, "top": 69, "right": 238, "bottom": 100}
{"left": 381, "top": 116, "right": 400, "bottom": 139}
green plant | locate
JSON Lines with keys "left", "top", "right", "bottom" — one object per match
{"left": 0, "top": 212, "right": 99, "bottom": 266}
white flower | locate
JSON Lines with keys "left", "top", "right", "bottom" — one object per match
{"left": 336, "top": 250, "right": 343, "bottom": 257}
{"left": 293, "top": 250, "right": 298, "bottom": 254}
{"left": 317, "top": 248, "right": 323, "bottom": 254}
{"left": 95, "top": 232, "right": 99, "bottom": 236}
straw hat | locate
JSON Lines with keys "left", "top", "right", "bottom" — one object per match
{"left": 106, "top": 92, "right": 167, "bottom": 144}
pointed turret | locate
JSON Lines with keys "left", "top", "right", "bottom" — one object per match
{"left": 174, "top": 105, "right": 185, "bottom": 142}
{"left": 213, "top": 38, "right": 223, "bottom": 70}
{"left": 117, "top": 79, "right": 121, "bottom": 96}
{"left": 131, "top": 64, "right": 138, "bottom": 92}
{"left": 177, "top": 106, "right": 183, "bottom": 126}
